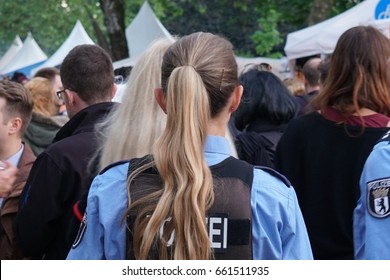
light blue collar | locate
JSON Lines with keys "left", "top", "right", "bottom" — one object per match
{"left": 204, "top": 135, "right": 232, "bottom": 166}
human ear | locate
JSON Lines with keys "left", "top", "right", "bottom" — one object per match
{"left": 154, "top": 88, "right": 167, "bottom": 114}
{"left": 230, "top": 85, "right": 243, "bottom": 112}
{"left": 8, "top": 117, "right": 22, "bottom": 135}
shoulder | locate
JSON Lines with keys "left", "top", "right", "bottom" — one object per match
{"left": 96, "top": 161, "right": 129, "bottom": 181}
{"left": 252, "top": 167, "right": 293, "bottom": 198}
{"left": 376, "top": 130, "right": 390, "bottom": 145}
{"left": 88, "top": 162, "right": 129, "bottom": 202}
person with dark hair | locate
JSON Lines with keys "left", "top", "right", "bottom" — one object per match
{"left": 233, "top": 69, "right": 296, "bottom": 168}
{"left": 15, "top": 44, "right": 117, "bottom": 259}
{"left": 10, "top": 72, "right": 28, "bottom": 85}
{"left": 294, "top": 57, "right": 322, "bottom": 116}
{"left": 67, "top": 32, "right": 312, "bottom": 260}
{"left": 0, "top": 80, "right": 35, "bottom": 259}
{"left": 275, "top": 26, "right": 390, "bottom": 260}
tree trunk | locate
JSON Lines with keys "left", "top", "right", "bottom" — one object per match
{"left": 99, "top": 0, "right": 129, "bottom": 61}
{"left": 307, "top": 0, "right": 334, "bottom": 25}
{"left": 84, "top": 4, "right": 111, "bottom": 57}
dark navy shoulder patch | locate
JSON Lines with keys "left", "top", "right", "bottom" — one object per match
{"left": 72, "top": 212, "right": 87, "bottom": 248}
{"left": 99, "top": 160, "right": 131, "bottom": 175}
{"left": 377, "top": 130, "right": 390, "bottom": 144}
{"left": 367, "top": 178, "right": 390, "bottom": 218}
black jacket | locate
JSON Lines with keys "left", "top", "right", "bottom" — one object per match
{"left": 15, "top": 102, "right": 117, "bottom": 259}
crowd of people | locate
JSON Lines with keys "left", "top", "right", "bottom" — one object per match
{"left": 0, "top": 25, "right": 389, "bottom": 260}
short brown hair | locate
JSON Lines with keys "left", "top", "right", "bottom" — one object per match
{"left": 0, "top": 80, "right": 33, "bottom": 135}
{"left": 34, "top": 67, "right": 60, "bottom": 83}
{"left": 60, "top": 44, "right": 114, "bottom": 104}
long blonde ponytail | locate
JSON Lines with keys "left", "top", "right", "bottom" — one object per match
{"left": 126, "top": 32, "right": 239, "bottom": 260}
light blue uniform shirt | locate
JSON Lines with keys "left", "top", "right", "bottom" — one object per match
{"left": 67, "top": 135, "right": 313, "bottom": 260}
{"left": 354, "top": 133, "right": 390, "bottom": 259}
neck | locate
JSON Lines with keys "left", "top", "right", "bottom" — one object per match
{"left": 0, "top": 138, "right": 22, "bottom": 160}
{"left": 305, "top": 85, "right": 320, "bottom": 94}
{"left": 207, "top": 114, "right": 229, "bottom": 137}
{"left": 353, "top": 107, "right": 379, "bottom": 116}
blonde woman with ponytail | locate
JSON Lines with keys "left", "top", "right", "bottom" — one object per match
{"left": 67, "top": 32, "right": 313, "bottom": 260}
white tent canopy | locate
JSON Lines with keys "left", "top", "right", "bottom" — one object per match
{"left": 125, "top": 1, "right": 175, "bottom": 58}
{"left": 0, "top": 32, "right": 47, "bottom": 76}
{"left": 31, "top": 20, "right": 94, "bottom": 75}
{"left": 0, "top": 35, "right": 23, "bottom": 71}
{"left": 284, "top": 0, "right": 390, "bottom": 60}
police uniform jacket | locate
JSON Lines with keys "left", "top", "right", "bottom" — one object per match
{"left": 354, "top": 130, "right": 390, "bottom": 259}
{"left": 15, "top": 102, "right": 116, "bottom": 260}
{"left": 0, "top": 145, "right": 35, "bottom": 259}
{"left": 67, "top": 135, "right": 313, "bottom": 260}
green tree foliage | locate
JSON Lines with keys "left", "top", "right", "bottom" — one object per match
{"left": 0, "top": 0, "right": 104, "bottom": 56}
{"left": 0, "top": 0, "right": 364, "bottom": 59}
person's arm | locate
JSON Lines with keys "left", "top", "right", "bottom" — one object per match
{"left": 251, "top": 169, "right": 313, "bottom": 260}
{"left": 67, "top": 162, "right": 129, "bottom": 260}
{"left": 0, "top": 161, "right": 18, "bottom": 197}
{"left": 354, "top": 142, "right": 390, "bottom": 259}
{"left": 15, "top": 153, "right": 73, "bottom": 258}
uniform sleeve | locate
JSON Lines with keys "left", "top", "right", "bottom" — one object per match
{"left": 15, "top": 152, "right": 73, "bottom": 259}
{"left": 67, "top": 163, "right": 129, "bottom": 260}
{"left": 251, "top": 169, "right": 313, "bottom": 260}
{"left": 354, "top": 142, "right": 390, "bottom": 259}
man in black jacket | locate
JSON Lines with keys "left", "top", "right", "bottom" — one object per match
{"left": 15, "top": 44, "right": 117, "bottom": 259}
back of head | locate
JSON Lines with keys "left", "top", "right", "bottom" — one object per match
{"left": 128, "top": 32, "right": 239, "bottom": 260}
{"left": 98, "top": 38, "right": 173, "bottom": 171}
{"left": 318, "top": 55, "right": 331, "bottom": 85}
{"left": 24, "top": 77, "right": 58, "bottom": 116}
{"left": 313, "top": 25, "right": 390, "bottom": 116}
{"left": 0, "top": 80, "right": 33, "bottom": 135}
{"left": 302, "top": 57, "right": 321, "bottom": 88}
{"left": 60, "top": 44, "right": 114, "bottom": 104}
{"left": 34, "top": 67, "right": 60, "bottom": 82}
{"left": 235, "top": 69, "right": 296, "bottom": 130}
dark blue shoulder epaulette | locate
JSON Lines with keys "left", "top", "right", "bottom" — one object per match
{"left": 254, "top": 166, "right": 292, "bottom": 188}
{"left": 377, "top": 130, "right": 390, "bottom": 144}
{"left": 99, "top": 159, "right": 131, "bottom": 175}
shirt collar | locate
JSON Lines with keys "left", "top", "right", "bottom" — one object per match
{"left": 204, "top": 135, "right": 232, "bottom": 166}
{"left": 7, "top": 144, "right": 24, "bottom": 167}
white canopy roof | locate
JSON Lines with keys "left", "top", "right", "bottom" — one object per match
{"left": 284, "top": 0, "right": 390, "bottom": 60}
{"left": 31, "top": 20, "right": 94, "bottom": 75}
{"left": 0, "top": 33, "right": 47, "bottom": 76}
{"left": 0, "top": 35, "right": 23, "bottom": 70}
{"left": 125, "top": 1, "right": 175, "bottom": 58}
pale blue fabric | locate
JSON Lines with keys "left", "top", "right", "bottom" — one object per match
{"left": 354, "top": 136, "right": 390, "bottom": 260}
{"left": 67, "top": 135, "right": 312, "bottom": 260}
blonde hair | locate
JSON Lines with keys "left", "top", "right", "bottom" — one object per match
{"left": 97, "top": 38, "right": 173, "bottom": 171}
{"left": 24, "top": 77, "right": 59, "bottom": 116}
{"left": 126, "top": 32, "right": 239, "bottom": 259}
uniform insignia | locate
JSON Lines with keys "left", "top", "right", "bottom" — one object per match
{"left": 72, "top": 212, "right": 87, "bottom": 248}
{"left": 367, "top": 178, "right": 390, "bottom": 218}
